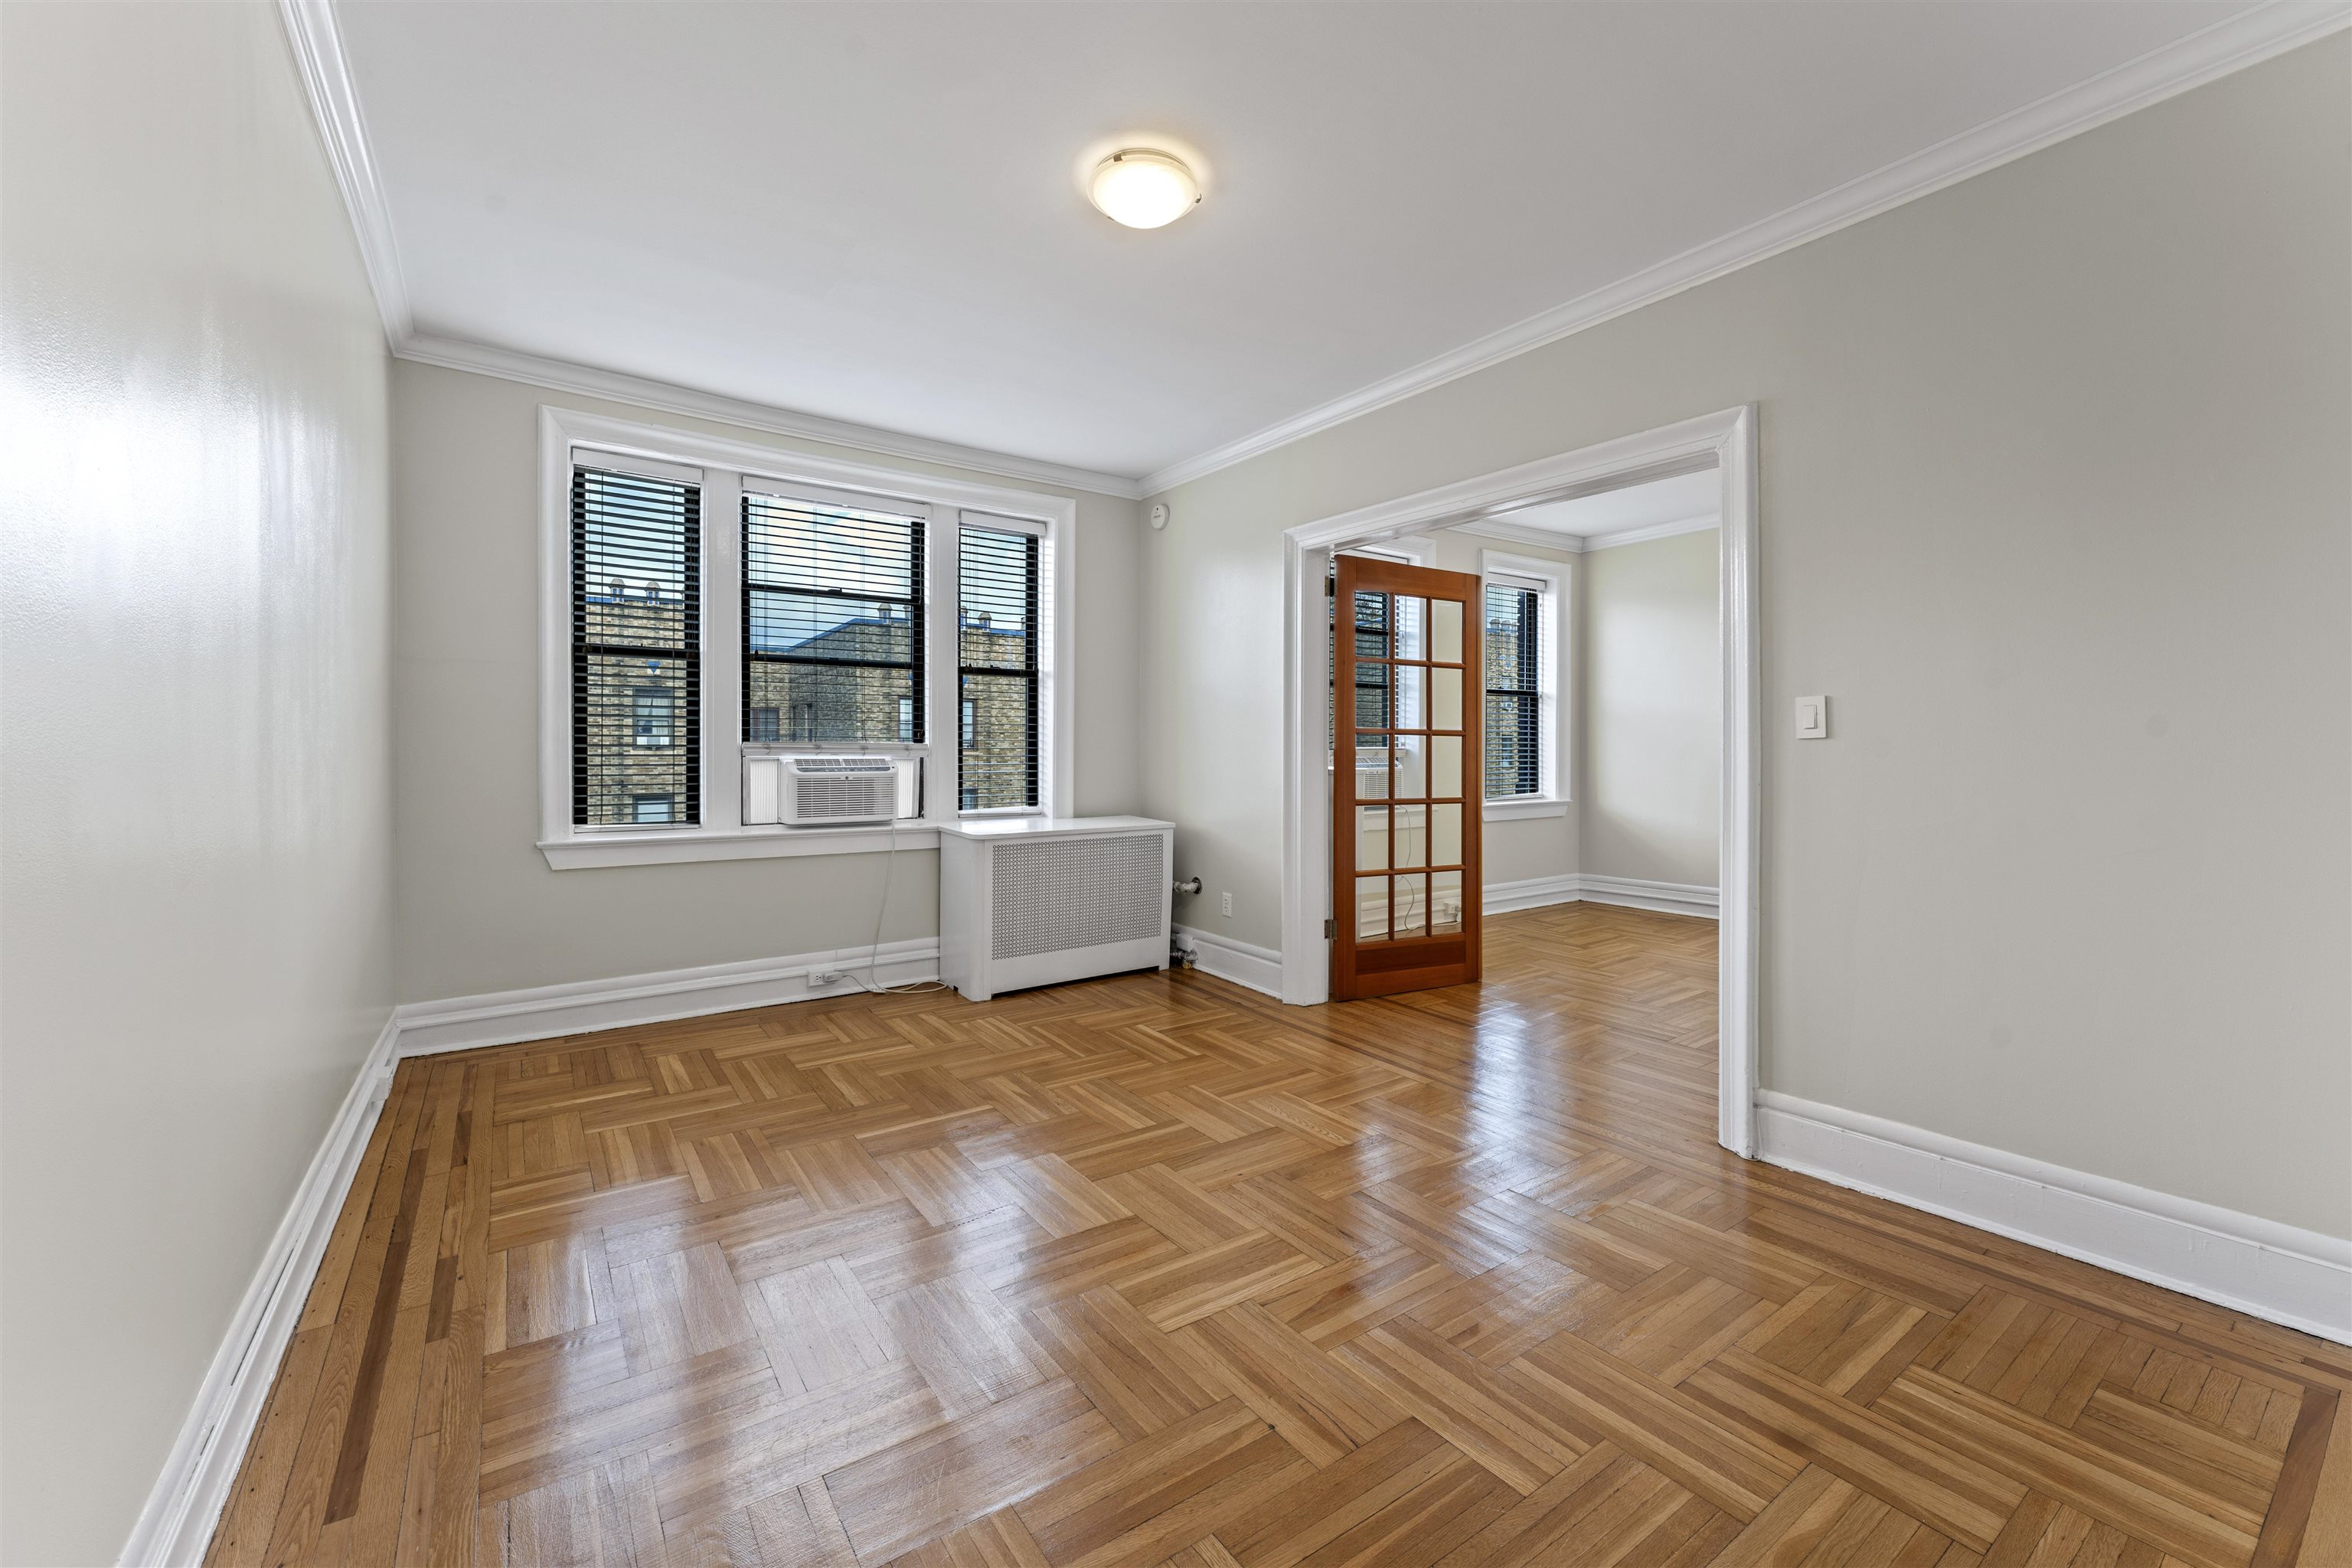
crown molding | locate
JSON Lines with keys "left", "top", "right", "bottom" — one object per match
{"left": 286, "top": 0, "right": 2344, "bottom": 507}
{"left": 1581, "top": 513, "right": 1721, "bottom": 551}
{"left": 279, "top": 0, "right": 411, "bottom": 344}
{"left": 402, "top": 334, "right": 1144, "bottom": 498}
{"left": 276, "top": 1, "right": 1143, "bottom": 501}
{"left": 1139, "top": 1, "right": 2352, "bottom": 496}
{"left": 1449, "top": 518, "right": 1587, "bottom": 554}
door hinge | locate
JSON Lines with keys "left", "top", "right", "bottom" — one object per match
{"left": 1324, "top": 918, "right": 1336, "bottom": 938}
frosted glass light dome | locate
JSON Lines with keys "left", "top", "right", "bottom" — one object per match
{"left": 1089, "top": 150, "right": 1200, "bottom": 230}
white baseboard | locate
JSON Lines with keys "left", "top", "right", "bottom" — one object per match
{"left": 1483, "top": 873, "right": 1586, "bottom": 915}
{"left": 121, "top": 1011, "right": 401, "bottom": 1567}
{"left": 133, "top": 939, "right": 941, "bottom": 1563}
{"left": 394, "top": 937, "right": 942, "bottom": 1055}
{"left": 1172, "top": 925, "right": 1284, "bottom": 998}
{"left": 1756, "top": 1091, "right": 2352, "bottom": 1347}
{"left": 1575, "top": 874, "right": 1720, "bottom": 917}
{"left": 1483, "top": 872, "right": 1720, "bottom": 919}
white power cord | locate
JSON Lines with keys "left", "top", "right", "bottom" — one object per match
{"left": 833, "top": 788, "right": 948, "bottom": 996}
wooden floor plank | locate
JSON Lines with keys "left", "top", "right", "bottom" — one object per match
{"left": 201, "top": 904, "right": 2349, "bottom": 1567}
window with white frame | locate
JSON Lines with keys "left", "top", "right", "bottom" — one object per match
{"left": 538, "top": 409, "right": 1074, "bottom": 869}
{"left": 1479, "top": 552, "right": 1563, "bottom": 809}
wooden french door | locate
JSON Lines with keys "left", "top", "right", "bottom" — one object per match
{"left": 1331, "top": 554, "right": 1482, "bottom": 1000}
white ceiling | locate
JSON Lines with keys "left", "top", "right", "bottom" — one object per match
{"left": 1478, "top": 469, "right": 1723, "bottom": 544}
{"left": 336, "top": 1, "right": 2258, "bottom": 483}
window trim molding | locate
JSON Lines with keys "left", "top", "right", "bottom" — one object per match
{"left": 1478, "top": 549, "right": 1569, "bottom": 818}
{"left": 538, "top": 407, "right": 1076, "bottom": 869}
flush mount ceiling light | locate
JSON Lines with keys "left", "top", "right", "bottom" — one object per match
{"left": 1088, "top": 149, "right": 1200, "bottom": 230}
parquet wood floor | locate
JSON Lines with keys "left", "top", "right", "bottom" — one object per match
{"left": 208, "top": 903, "right": 2352, "bottom": 1566}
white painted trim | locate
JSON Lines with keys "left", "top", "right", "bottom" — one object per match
{"left": 277, "top": 5, "right": 1139, "bottom": 500}
{"left": 1482, "top": 874, "right": 1584, "bottom": 916}
{"left": 537, "top": 407, "right": 1077, "bottom": 868}
{"left": 277, "top": 0, "right": 411, "bottom": 345}
{"left": 286, "top": 0, "right": 2339, "bottom": 509}
{"left": 406, "top": 334, "right": 1142, "bottom": 500}
{"left": 1479, "top": 873, "right": 1720, "bottom": 918}
{"left": 394, "top": 938, "right": 942, "bottom": 1055}
{"left": 1482, "top": 798, "right": 1566, "bottom": 822}
{"left": 131, "top": 933, "right": 949, "bottom": 1562}
{"left": 1579, "top": 874, "right": 1721, "bottom": 918}
{"left": 1337, "top": 535, "right": 1438, "bottom": 567}
{"left": 1580, "top": 515, "right": 1721, "bottom": 552}
{"left": 1140, "top": 2, "right": 2352, "bottom": 495}
{"left": 1279, "top": 407, "right": 1758, "bottom": 1162}
{"left": 1171, "top": 926, "right": 1284, "bottom": 998}
{"left": 1756, "top": 1092, "right": 2352, "bottom": 1346}
{"left": 538, "top": 825, "right": 942, "bottom": 871}
{"left": 1450, "top": 513, "right": 1720, "bottom": 554}
{"left": 119, "top": 1011, "right": 400, "bottom": 1567}
{"left": 1449, "top": 518, "right": 1587, "bottom": 554}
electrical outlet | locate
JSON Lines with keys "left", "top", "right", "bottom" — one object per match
{"left": 1220, "top": 890, "right": 1233, "bottom": 917}
{"left": 810, "top": 969, "right": 842, "bottom": 986}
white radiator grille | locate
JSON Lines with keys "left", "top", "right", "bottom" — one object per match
{"left": 991, "top": 833, "right": 1164, "bottom": 960}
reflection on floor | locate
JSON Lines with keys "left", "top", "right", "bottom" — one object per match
{"left": 209, "top": 902, "right": 2350, "bottom": 1566}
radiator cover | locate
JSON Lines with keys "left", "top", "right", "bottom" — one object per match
{"left": 938, "top": 817, "right": 1174, "bottom": 1001}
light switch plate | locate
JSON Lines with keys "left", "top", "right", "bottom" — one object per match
{"left": 1795, "top": 695, "right": 1829, "bottom": 740}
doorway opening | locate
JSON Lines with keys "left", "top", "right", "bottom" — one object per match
{"left": 1279, "top": 407, "right": 1759, "bottom": 1157}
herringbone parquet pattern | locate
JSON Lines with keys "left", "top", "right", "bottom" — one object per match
{"left": 209, "top": 903, "right": 2352, "bottom": 1566}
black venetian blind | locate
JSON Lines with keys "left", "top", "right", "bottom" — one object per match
{"left": 743, "top": 493, "right": 923, "bottom": 746}
{"left": 573, "top": 465, "right": 700, "bottom": 826}
{"left": 958, "top": 525, "right": 1040, "bottom": 810}
{"left": 1483, "top": 582, "right": 1541, "bottom": 799}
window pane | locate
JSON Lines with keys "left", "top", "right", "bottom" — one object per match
{"left": 573, "top": 466, "right": 699, "bottom": 827}
{"left": 1393, "top": 804, "right": 1426, "bottom": 869}
{"left": 1432, "top": 599, "right": 1463, "bottom": 663}
{"left": 959, "top": 527, "right": 1040, "bottom": 809}
{"left": 1354, "top": 735, "right": 1390, "bottom": 799}
{"left": 747, "top": 593, "right": 915, "bottom": 664}
{"left": 1431, "top": 666, "right": 1462, "bottom": 730}
{"left": 1392, "top": 733, "right": 1426, "bottom": 800}
{"left": 1354, "top": 877, "right": 1390, "bottom": 941}
{"left": 1393, "top": 874, "right": 1429, "bottom": 937}
{"left": 1431, "top": 734, "right": 1462, "bottom": 799}
{"left": 1356, "top": 806, "right": 1389, "bottom": 871}
{"left": 1351, "top": 662, "right": 1390, "bottom": 730}
{"left": 1393, "top": 596, "right": 1426, "bottom": 659}
{"left": 1432, "top": 870, "right": 1463, "bottom": 934}
{"left": 1352, "top": 590, "right": 1389, "bottom": 658}
{"left": 1393, "top": 665, "right": 1425, "bottom": 730}
{"left": 743, "top": 493, "right": 924, "bottom": 746}
{"left": 746, "top": 661, "right": 916, "bottom": 744}
{"left": 1485, "top": 693, "right": 1540, "bottom": 798}
{"left": 959, "top": 671, "right": 1036, "bottom": 810}
{"left": 1432, "top": 802, "right": 1462, "bottom": 867}
{"left": 960, "top": 528, "right": 1036, "bottom": 670}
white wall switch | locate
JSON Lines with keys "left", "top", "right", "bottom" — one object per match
{"left": 1221, "top": 890, "right": 1233, "bottom": 916}
{"left": 1795, "top": 696, "right": 1829, "bottom": 740}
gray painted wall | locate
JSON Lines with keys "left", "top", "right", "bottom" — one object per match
{"left": 1141, "top": 38, "right": 2350, "bottom": 1238}
{"left": 390, "top": 361, "right": 1145, "bottom": 1003}
{"left": 0, "top": 4, "right": 395, "bottom": 1559}
{"left": 1579, "top": 530, "right": 1720, "bottom": 889}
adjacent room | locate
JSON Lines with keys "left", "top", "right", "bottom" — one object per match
{"left": 4, "top": 3, "right": 2347, "bottom": 1563}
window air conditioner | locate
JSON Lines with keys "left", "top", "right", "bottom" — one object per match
{"left": 939, "top": 817, "right": 1176, "bottom": 1001}
{"left": 743, "top": 755, "right": 899, "bottom": 827}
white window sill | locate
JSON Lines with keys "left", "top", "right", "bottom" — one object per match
{"left": 540, "top": 823, "right": 938, "bottom": 870}
{"left": 1484, "top": 796, "right": 1569, "bottom": 822}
